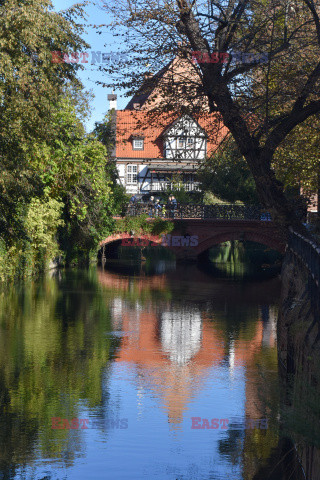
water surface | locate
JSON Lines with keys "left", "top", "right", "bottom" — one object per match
{"left": 0, "top": 264, "right": 286, "bottom": 479}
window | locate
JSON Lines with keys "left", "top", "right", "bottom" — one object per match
{"left": 127, "top": 164, "right": 138, "bottom": 184}
{"left": 133, "top": 138, "right": 144, "bottom": 150}
{"left": 187, "top": 137, "right": 194, "bottom": 147}
{"left": 177, "top": 137, "right": 186, "bottom": 148}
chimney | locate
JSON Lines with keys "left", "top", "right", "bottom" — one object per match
{"left": 108, "top": 93, "right": 117, "bottom": 110}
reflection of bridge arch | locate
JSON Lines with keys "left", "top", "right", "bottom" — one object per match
{"left": 98, "top": 268, "right": 167, "bottom": 292}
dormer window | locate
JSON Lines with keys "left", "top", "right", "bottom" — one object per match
{"left": 132, "top": 138, "right": 144, "bottom": 150}
{"left": 131, "top": 133, "right": 144, "bottom": 150}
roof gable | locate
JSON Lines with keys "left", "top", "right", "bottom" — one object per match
{"left": 162, "top": 114, "right": 207, "bottom": 138}
{"left": 125, "top": 60, "right": 174, "bottom": 110}
{"left": 125, "top": 55, "right": 209, "bottom": 112}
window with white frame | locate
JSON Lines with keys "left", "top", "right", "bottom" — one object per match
{"left": 177, "top": 137, "right": 185, "bottom": 148}
{"left": 132, "top": 138, "right": 144, "bottom": 150}
{"left": 127, "top": 164, "right": 138, "bottom": 184}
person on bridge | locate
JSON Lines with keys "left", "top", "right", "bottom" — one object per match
{"left": 161, "top": 203, "right": 167, "bottom": 218}
{"left": 154, "top": 199, "right": 162, "bottom": 217}
{"left": 169, "top": 195, "right": 177, "bottom": 218}
{"left": 129, "top": 195, "right": 137, "bottom": 215}
{"left": 148, "top": 196, "right": 155, "bottom": 217}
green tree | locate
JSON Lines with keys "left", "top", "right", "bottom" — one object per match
{"left": 273, "top": 115, "right": 320, "bottom": 222}
{"left": 0, "top": 0, "right": 88, "bottom": 245}
{"left": 0, "top": 0, "right": 118, "bottom": 277}
{"left": 198, "top": 139, "right": 258, "bottom": 204}
{"left": 93, "top": 113, "right": 128, "bottom": 215}
{"left": 30, "top": 98, "right": 116, "bottom": 265}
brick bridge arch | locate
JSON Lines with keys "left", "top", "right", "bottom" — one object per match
{"left": 99, "top": 219, "right": 286, "bottom": 261}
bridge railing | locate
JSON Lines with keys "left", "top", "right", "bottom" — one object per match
{"left": 288, "top": 229, "right": 320, "bottom": 288}
{"left": 124, "top": 203, "right": 272, "bottom": 221}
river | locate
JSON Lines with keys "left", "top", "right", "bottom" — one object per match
{"left": 0, "top": 260, "right": 307, "bottom": 479}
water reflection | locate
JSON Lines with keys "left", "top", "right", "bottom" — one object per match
{"left": 161, "top": 309, "right": 202, "bottom": 366}
{"left": 0, "top": 263, "right": 307, "bottom": 479}
{"left": 207, "top": 240, "right": 283, "bottom": 279}
{"left": 99, "top": 267, "right": 279, "bottom": 433}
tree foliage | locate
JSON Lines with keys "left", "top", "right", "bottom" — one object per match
{"left": 273, "top": 115, "right": 320, "bottom": 194}
{"left": 93, "top": 113, "right": 128, "bottom": 215}
{"left": 0, "top": 0, "right": 117, "bottom": 278}
{"left": 0, "top": 0, "right": 88, "bottom": 242}
{"left": 198, "top": 138, "right": 258, "bottom": 203}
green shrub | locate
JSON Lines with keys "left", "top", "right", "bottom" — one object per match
{"left": 115, "top": 215, "right": 174, "bottom": 237}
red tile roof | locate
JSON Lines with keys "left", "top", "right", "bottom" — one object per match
{"left": 115, "top": 110, "right": 229, "bottom": 159}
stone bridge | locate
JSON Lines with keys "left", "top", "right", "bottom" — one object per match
{"left": 99, "top": 217, "right": 287, "bottom": 262}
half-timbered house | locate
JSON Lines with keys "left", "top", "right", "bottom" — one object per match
{"left": 108, "top": 55, "right": 228, "bottom": 197}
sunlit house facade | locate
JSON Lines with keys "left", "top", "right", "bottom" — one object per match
{"left": 108, "top": 56, "right": 228, "bottom": 197}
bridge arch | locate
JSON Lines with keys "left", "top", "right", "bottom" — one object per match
{"left": 99, "top": 220, "right": 287, "bottom": 262}
{"left": 194, "top": 231, "right": 286, "bottom": 257}
{"left": 98, "top": 233, "right": 166, "bottom": 262}
{"left": 100, "top": 233, "right": 163, "bottom": 249}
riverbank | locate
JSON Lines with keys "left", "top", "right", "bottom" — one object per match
{"left": 278, "top": 248, "right": 320, "bottom": 479}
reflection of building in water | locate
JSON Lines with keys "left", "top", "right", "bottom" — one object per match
{"left": 111, "top": 298, "right": 124, "bottom": 330}
{"left": 113, "top": 303, "right": 225, "bottom": 426}
{"left": 161, "top": 310, "right": 202, "bottom": 365}
{"left": 152, "top": 260, "right": 176, "bottom": 275}
{"left": 99, "top": 269, "right": 277, "bottom": 428}
{"left": 231, "top": 306, "right": 277, "bottom": 427}
{"left": 110, "top": 296, "right": 277, "bottom": 426}
{"left": 241, "top": 307, "right": 278, "bottom": 480}
{"left": 261, "top": 305, "right": 277, "bottom": 347}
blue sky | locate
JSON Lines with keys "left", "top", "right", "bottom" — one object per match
{"left": 52, "top": 0, "right": 128, "bottom": 131}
